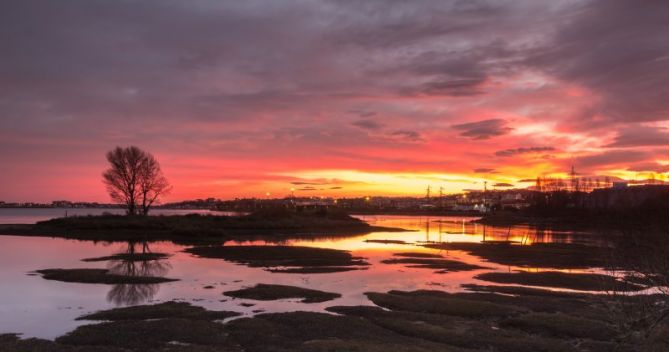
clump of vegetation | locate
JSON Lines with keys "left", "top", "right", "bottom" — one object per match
{"left": 326, "top": 304, "right": 580, "bottom": 352}
{"left": 57, "top": 318, "right": 232, "bottom": 349}
{"left": 0, "top": 333, "right": 129, "bottom": 352}
{"left": 381, "top": 256, "right": 488, "bottom": 272}
{"left": 185, "top": 245, "right": 369, "bottom": 273}
{"left": 366, "top": 290, "right": 524, "bottom": 318}
{"left": 392, "top": 252, "right": 443, "bottom": 258}
{"left": 267, "top": 266, "right": 365, "bottom": 274}
{"left": 81, "top": 252, "right": 170, "bottom": 262}
{"left": 461, "top": 283, "right": 590, "bottom": 298}
{"left": 424, "top": 242, "right": 606, "bottom": 269}
{"left": 225, "top": 311, "right": 452, "bottom": 352}
{"left": 34, "top": 268, "right": 177, "bottom": 284}
{"left": 605, "top": 227, "right": 669, "bottom": 343}
{"left": 364, "top": 239, "right": 409, "bottom": 244}
{"left": 475, "top": 271, "right": 644, "bottom": 291}
{"left": 501, "top": 312, "right": 617, "bottom": 340}
{"left": 224, "top": 284, "right": 341, "bottom": 303}
{"left": 78, "top": 301, "right": 239, "bottom": 321}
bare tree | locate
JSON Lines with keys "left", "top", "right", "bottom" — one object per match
{"left": 102, "top": 146, "right": 170, "bottom": 215}
{"left": 138, "top": 153, "right": 171, "bottom": 215}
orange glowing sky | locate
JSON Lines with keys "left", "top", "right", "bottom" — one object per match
{"left": 1, "top": 0, "right": 669, "bottom": 202}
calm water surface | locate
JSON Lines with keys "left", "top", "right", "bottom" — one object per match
{"left": 0, "top": 207, "right": 237, "bottom": 224}
{"left": 0, "top": 213, "right": 605, "bottom": 340}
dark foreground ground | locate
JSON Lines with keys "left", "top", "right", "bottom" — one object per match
{"left": 8, "top": 240, "right": 669, "bottom": 351}
{"left": 2, "top": 283, "right": 667, "bottom": 352}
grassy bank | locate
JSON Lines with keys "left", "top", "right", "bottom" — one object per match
{"left": 0, "top": 209, "right": 405, "bottom": 243}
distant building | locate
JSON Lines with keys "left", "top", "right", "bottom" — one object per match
{"left": 294, "top": 199, "right": 333, "bottom": 212}
{"left": 612, "top": 182, "right": 628, "bottom": 189}
{"left": 453, "top": 203, "right": 488, "bottom": 213}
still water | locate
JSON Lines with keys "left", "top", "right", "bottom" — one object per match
{"left": 0, "top": 213, "right": 604, "bottom": 340}
{"left": 0, "top": 208, "right": 236, "bottom": 224}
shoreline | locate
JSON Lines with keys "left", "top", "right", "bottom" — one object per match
{"left": 351, "top": 210, "right": 483, "bottom": 216}
{"left": 0, "top": 214, "right": 408, "bottom": 243}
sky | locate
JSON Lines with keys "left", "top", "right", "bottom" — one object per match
{"left": 1, "top": 0, "right": 669, "bottom": 202}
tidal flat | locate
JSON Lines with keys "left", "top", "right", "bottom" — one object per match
{"left": 0, "top": 214, "right": 667, "bottom": 350}
{"left": 3, "top": 288, "right": 666, "bottom": 351}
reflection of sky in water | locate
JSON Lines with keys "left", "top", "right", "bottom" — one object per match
{"left": 0, "top": 208, "right": 239, "bottom": 225}
{"left": 0, "top": 216, "right": 607, "bottom": 339}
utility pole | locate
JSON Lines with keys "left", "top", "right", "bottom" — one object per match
{"left": 439, "top": 186, "right": 444, "bottom": 208}
{"left": 570, "top": 165, "right": 577, "bottom": 192}
{"left": 483, "top": 181, "right": 488, "bottom": 207}
{"left": 426, "top": 185, "right": 431, "bottom": 199}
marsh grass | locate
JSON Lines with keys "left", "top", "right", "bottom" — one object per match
{"left": 35, "top": 268, "right": 177, "bottom": 284}
{"left": 366, "top": 290, "right": 524, "bottom": 318}
{"left": 364, "top": 239, "right": 409, "bottom": 244}
{"left": 475, "top": 271, "right": 645, "bottom": 291}
{"left": 185, "top": 245, "right": 369, "bottom": 273}
{"left": 392, "top": 252, "right": 443, "bottom": 258}
{"left": 81, "top": 252, "right": 169, "bottom": 262}
{"left": 381, "top": 257, "right": 489, "bottom": 272}
{"left": 14, "top": 210, "right": 402, "bottom": 243}
{"left": 425, "top": 242, "right": 606, "bottom": 269}
{"left": 77, "top": 301, "right": 239, "bottom": 321}
{"left": 224, "top": 284, "right": 341, "bottom": 303}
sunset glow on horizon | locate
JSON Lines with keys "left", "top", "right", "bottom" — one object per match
{"left": 2, "top": 0, "right": 669, "bottom": 203}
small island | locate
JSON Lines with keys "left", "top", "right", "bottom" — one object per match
{"left": 0, "top": 208, "right": 405, "bottom": 243}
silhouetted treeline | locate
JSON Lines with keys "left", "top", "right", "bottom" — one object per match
{"left": 526, "top": 185, "right": 669, "bottom": 224}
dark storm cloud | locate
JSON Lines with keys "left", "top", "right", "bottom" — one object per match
{"left": 352, "top": 119, "right": 384, "bottom": 130}
{"left": 495, "top": 146, "right": 555, "bottom": 157}
{"left": 627, "top": 162, "right": 669, "bottom": 173}
{"left": 0, "top": 0, "right": 537, "bottom": 143}
{"left": 348, "top": 110, "right": 377, "bottom": 118}
{"left": 452, "top": 119, "right": 512, "bottom": 140}
{"left": 3, "top": 0, "right": 664, "bottom": 134}
{"left": 389, "top": 130, "right": 423, "bottom": 142}
{"left": 493, "top": 182, "right": 513, "bottom": 187}
{"left": 415, "top": 77, "right": 486, "bottom": 97}
{"left": 576, "top": 150, "right": 649, "bottom": 169}
{"left": 606, "top": 126, "right": 669, "bottom": 148}
{"left": 518, "top": 179, "right": 536, "bottom": 183}
{"left": 473, "top": 168, "right": 496, "bottom": 173}
{"left": 528, "top": 0, "right": 669, "bottom": 125}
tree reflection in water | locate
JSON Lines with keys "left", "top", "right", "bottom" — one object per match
{"left": 105, "top": 240, "right": 172, "bottom": 306}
